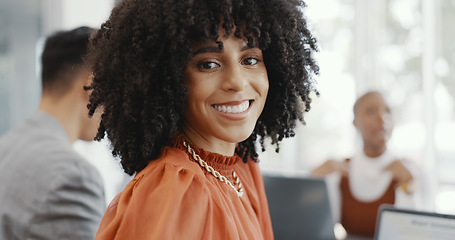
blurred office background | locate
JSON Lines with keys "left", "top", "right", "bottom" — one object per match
{"left": 1, "top": 0, "right": 454, "bottom": 212}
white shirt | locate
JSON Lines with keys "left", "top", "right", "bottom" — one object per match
{"left": 324, "top": 149, "right": 422, "bottom": 222}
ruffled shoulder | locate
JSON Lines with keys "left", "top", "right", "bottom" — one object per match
{"left": 95, "top": 147, "right": 211, "bottom": 239}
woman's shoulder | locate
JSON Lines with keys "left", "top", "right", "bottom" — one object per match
{"left": 97, "top": 147, "right": 214, "bottom": 239}
{"left": 132, "top": 146, "right": 207, "bottom": 189}
{"left": 101, "top": 146, "right": 210, "bottom": 218}
{"left": 144, "top": 146, "right": 203, "bottom": 170}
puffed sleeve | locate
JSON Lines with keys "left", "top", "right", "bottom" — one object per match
{"left": 95, "top": 148, "right": 212, "bottom": 240}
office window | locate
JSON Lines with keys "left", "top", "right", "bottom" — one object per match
{"left": 259, "top": 0, "right": 357, "bottom": 174}
{"left": 436, "top": 0, "right": 455, "bottom": 184}
{"left": 0, "top": 0, "right": 42, "bottom": 135}
{"left": 434, "top": 0, "right": 455, "bottom": 213}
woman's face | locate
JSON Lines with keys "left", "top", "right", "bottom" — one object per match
{"left": 353, "top": 92, "right": 394, "bottom": 149}
{"left": 182, "top": 32, "right": 269, "bottom": 155}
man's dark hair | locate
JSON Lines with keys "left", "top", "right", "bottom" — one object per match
{"left": 87, "top": 0, "right": 320, "bottom": 175}
{"left": 41, "top": 26, "right": 94, "bottom": 95}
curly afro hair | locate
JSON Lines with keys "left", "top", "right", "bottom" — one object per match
{"left": 87, "top": 0, "right": 319, "bottom": 175}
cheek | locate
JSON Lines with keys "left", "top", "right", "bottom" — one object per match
{"left": 363, "top": 122, "right": 376, "bottom": 132}
{"left": 255, "top": 71, "right": 269, "bottom": 96}
{"left": 186, "top": 85, "right": 211, "bottom": 110}
{"left": 356, "top": 120, "right": 369, "bottom": 133}
{"left": 185, "top": 72, "right": 218, "bottom": 101}
{"left": 263, "top": 79, "right": 269, "bottom": 96}
{"left": 184, "top": 77, "right": 202, "bottom": 109}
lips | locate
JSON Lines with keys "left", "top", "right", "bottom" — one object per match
{"left": 212, "top": 100, "right": 250, "bottom": 114}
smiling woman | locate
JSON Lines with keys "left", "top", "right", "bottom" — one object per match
{"left": 183, "top": 31, "right": 269, "bottom": 156}
{"left": 85, "top": 0, "right": 319, "bottom": 239}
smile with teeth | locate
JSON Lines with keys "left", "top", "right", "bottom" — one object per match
{"left": 213, "top": 101, "right": 250, "bottom": 114}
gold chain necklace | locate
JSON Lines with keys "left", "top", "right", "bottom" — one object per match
{"left": 183, "top": 141, "right": 244, "bottom": 197}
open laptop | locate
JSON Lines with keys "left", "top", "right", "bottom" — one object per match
{"left": 374, "top": 205, "right": 455, "bottom": 240}
{"left": 263, "top": 175, "right": 337, "bottom": 240}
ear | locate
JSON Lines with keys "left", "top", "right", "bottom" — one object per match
{"left": 353, "top": 118, "right": 358, "bottom": 128}
{"left": 79, "top": 72, "right": 94, "bottom": 99}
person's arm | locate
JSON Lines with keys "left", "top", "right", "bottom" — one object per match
{"left": 384, "top": 160, "right": 414, "bottom": 194}
{"left": 28, "top": 160, "right": 106, "bottom": 240}
{"left": 311, "top": 159, "right": 348, "bottom": 177}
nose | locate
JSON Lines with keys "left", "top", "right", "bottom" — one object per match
{"left": 221, "top": 64, "right": 248, "bottom": 92}
{"left": 378, "top": 110, "right": 392, "bottom": 126}
{"left": 377, "top": 112, "right": 385, "bottom": 124}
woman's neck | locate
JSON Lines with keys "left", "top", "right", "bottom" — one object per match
{"left": 363, "top": 144, "right": 386, "bottom": 158}
{"left": 181, "top": 127, "right": 236, "bottom": 156}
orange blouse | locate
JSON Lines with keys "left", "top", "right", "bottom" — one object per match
{"left": 95, "top": 135, "right": 274, "bottom": 240}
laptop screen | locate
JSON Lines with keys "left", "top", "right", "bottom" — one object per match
{"left": 263, "top": 175, "right": 337, "bottom": 240}
{"left": 375, "top": 205, "right": 455, "bottom": 240}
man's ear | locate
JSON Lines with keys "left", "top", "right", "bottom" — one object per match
{"left": 353, "top": 118, "right": 358, "bottom": 128}
{"left": 80, "top": 72, "right": 94, "bottom": 99}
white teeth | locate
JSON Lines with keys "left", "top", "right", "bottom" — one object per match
{"left": 214, "top": 101, "right": 250, "bottom": 114}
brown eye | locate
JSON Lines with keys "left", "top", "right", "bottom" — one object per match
{"left": 242, "top": 57, "right": 259, "bottom": 65}
{"left": 198, "top": 61, "right": 219, "bottom": 70}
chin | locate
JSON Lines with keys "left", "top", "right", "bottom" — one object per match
{"left": 222, "top": 134, "right": 251, "bottom": 145}
{"left": 80, "top": 134, "right": 97, "bottom": 142}
{"left": 220, "top": 126, "right": 255, "bottom": 144}
{"left": 375, "top": 139, "right": 387, "bottom": 148}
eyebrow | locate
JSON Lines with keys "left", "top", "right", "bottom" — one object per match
{"left": 193, "top": 46, "right": 222, "bottom": 55}
{"left": 192, "top": 43, "right": 259, "bottom": 56}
